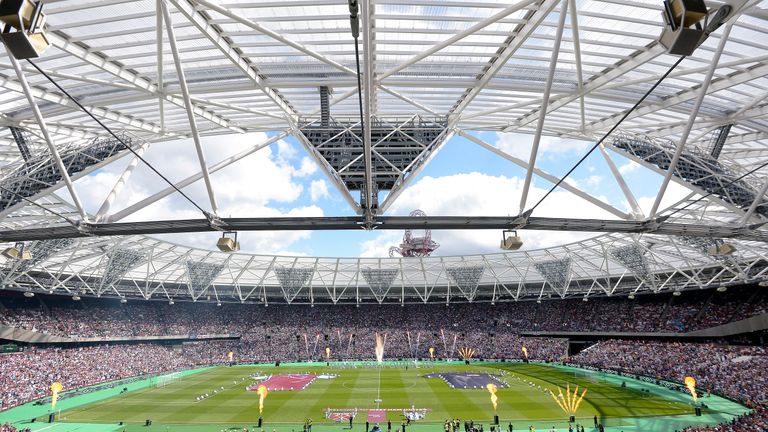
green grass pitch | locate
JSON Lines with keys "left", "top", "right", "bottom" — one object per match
{"left": 59, "top": 362, "right": 700, "bottom": 430}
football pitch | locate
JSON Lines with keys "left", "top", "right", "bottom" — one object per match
{"left": 38, "top": 362, "right": 747, "bottom": 432}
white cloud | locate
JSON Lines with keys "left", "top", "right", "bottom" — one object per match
{"left": 361, "top": 172, "right": 618, "bottom": 257}
{"left": 585, "top": 175, "right": 604, "bottom": 187}
{"left": 494, "top": 132, "right": 592, "bottom": 161}
{"left": 293, "top": 156, "right": 318, "bottom": 177}
{"left": 309, "top": 179, "right": 330, "bottom": 202}
{"left": 618, "top": 160, "right": 641, "bottom": 175}
{"left": 74, "top": 132, "right": 322, "bottom": 254}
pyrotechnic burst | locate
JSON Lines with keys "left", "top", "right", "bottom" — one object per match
{"left": 458, "top": 347, "right": 476, "bottom": 360}
{"left": 684, "top": 376, "right": 698, "bottom": 402}
{"left": 325, "top": 347, "right": 331, "bottom": 360}
{"left": 521, "top": 346, "right": 528, "bottom": 359}
{"left": 256, "top": 385, "right": 269, "bottom": 415}
{"left": 486, "top": 383, "right": 498, "bottom": 411}
{"left": 227, "top": 351, "right": 234, "bottom": 362}
{"left": 428, "top": 347, "right": 435, "bottom": 359}
{"left": 548, "top": 384, "right": 587, "bottom": 418}
{"left": 50, "top": 382, "right": 63, "bottom": 409}
{"left": 375, "top": 333, "right": 385, "bottom": 363}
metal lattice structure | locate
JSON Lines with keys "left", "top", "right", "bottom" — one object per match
{"left": 274, "top": 266, "right": 315, "bottom": 303}
{"left": 0, "top": 132, "right": 136, "bottom": 215}
{"left": 611, "top": 131, "right": 767, "bottom": 218}
{"left": 361, "top": 268, "right": 400, "bottom": 303}
{"left": 0, "top": 0, "right": 766, "bottom": 304}
{"left": 185, "top": 261, "right": 225, "bottom": 300}
{"left": 446, "top": 265, "right": 485, "bottom": 301}
{"left": 300, "top": 115, "right": 449, "bottom": 211}
{"left": 533, "top": 257, "right": 572, "bottom": 297}
{"left": 609, "top": 244, "right": 659, "bottom": 290}
{"left": 98, "top": 248, "right": 145, "bottom": 295}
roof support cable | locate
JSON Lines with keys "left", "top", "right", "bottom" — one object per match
{"left": 524, "top": 55, "right": 686, "bottom": 216}
{"left": 25, "top": 59, "right": 213, "bottom": 220}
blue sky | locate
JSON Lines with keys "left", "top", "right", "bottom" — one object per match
{"left": 75, "top": 130, "right": 690, "bottom": 257}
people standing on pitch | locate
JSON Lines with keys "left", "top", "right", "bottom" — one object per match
{"left": 508, "top": 422, "right": 513, "bottom": 432}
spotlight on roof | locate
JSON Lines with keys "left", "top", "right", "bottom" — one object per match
{"left": 759, "top": 280, "right": 768, "bottom": 288}
{"left": 708, "top": 241, "right": 737, "bottom": 257}
{"left": 500, "top": 229, "right": 523, "bottom": 251}
{"left": 2, "top": 242, "right": 31, "bottom": 260}
{"left": 216, "top": 231, "right": 240, "bottom": 253}
{"left": 673, "top": 290, "right": 682, "bottom": 296}
{"left": 628, "top": 293, "right": 635, "bottom": 300}
{"left": 216, "top": 302, "right": 222, "bottom": 307}
{"left": 72, "top": 295, "right": 80, "bottom": 301}
{"left": 23, "top": 290, "right": 34, "bottom": 298}
{"left": 716, "top": 286, "right": 727, "bottom": 292}
{"left": 659, "top": 0, "right": 733, "bottom": 56}
{"left": 168, "top": 300, "right": 175, "bottom": 305}
{"left": 0, "top": 0, "right": 50, "bottom": 59}
{"left": 120, "top": 298, "right": 127, "bottom": 303}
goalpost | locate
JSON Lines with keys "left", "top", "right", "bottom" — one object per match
{"left": 154, "top": 371, "right": 182, "bottom": 388}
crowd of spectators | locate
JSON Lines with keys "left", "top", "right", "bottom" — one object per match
{"left": 682, "top": 405, "right": 768, "bottom": 432}
{"left": 0, "top": 344, "right": 193, "bottom": 412}
{"left": 570, "top": 340, "right": 768, "bottom": 404}
{"left": 1, "top": 285, "right": 765, "bottom": 339}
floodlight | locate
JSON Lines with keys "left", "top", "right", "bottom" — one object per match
{"left": 659, "top": 0, "right": 733, "bottom": 56}
{"left": 673, "top": 290, "right": 682, "bottom": 296}
{"left": 500, "top": 229, "right": 523, "bottom": 250}
{"left": 2, "top": 242, "right": 31, "bottom": 260}
{"left": 216, "top": 231, "right": 240, "bottom": 252}
{"left": 72, "top": 295, "right": 80, "bottom": 301}
{"left": 708, "top": 241, "right": 736, "bottom": 256}
{"left": 716, "top": 286, "right": 727, "bottom": 292}
{"left": 0, "top": 0, "right": 50, "bottom": 59}
{"left": 23, "top": 290, "right": 34, "bottom": 297}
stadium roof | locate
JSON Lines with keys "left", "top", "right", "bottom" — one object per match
{"left": 0, "top": 0, "right": 767, "bottom": 304}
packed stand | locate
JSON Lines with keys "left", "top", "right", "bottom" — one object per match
{"left": 570, "top": 340, "right": 768, "bottom": 404}
{"left": 1, "top": 285, "right": 765, "bottom": 339}
{"left": 0, "top": 344, "right": 193, "bottom": 412}
{"left": 681, "top": 404, "right": 768, "bottom": 432}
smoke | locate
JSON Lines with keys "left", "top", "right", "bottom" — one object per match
{"left": 375, "top": 333, "right": 385, "bottom": 363}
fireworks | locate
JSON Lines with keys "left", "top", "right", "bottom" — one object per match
{"left": 549, "top": 384, "right": 587, "bottom": 418}
{"left": 522, "top": 346, "right": 528, "bottom": 359}
{"left": 428, "top": 347, "right": 435, "bottom": 359}
{"left": 685, "top": 376, "right": 698, "bottom": 402}
{"left": 486, "top": 383, "right": 498, "bottom": 411}
{"left": 50, "top": 382, "right": 63, "bottom": 409}
{"left": 227, "top": 351, "right": 234, "bottom": 362}
{"left": 325, "top": 347, "right": 331, "bottom": 360}
{"left": 256, "top": 385, "right": 269, "bottom": 415}
{"left": 375, "top": 333, "right": 386, "bottom": 363}
{"left": 458, "top": 347, "right": 475, "bottom": 360}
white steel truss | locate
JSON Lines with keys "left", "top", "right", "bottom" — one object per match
{"left": 0, "top": 0, "right": 766, "bottom": 304}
